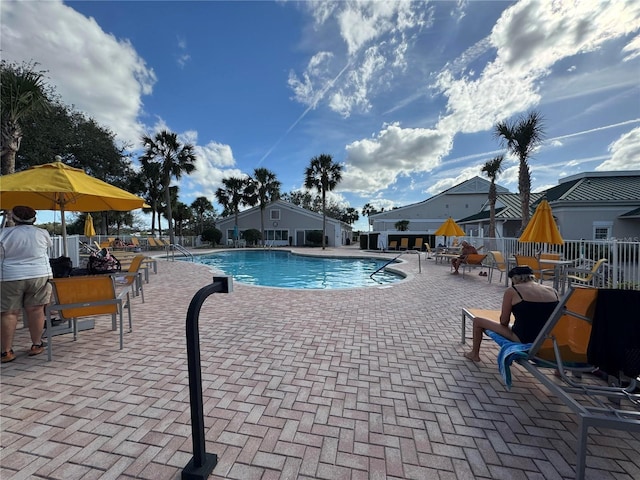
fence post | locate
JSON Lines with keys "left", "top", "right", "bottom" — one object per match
{"left": 182, "top": 276, "right": 233, "bottom": 480}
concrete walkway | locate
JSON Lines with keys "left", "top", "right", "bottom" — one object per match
{"left": 1, "top": 247, "right": 638, "bottom": 479}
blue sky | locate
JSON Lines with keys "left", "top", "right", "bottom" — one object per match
{"left": 3, "top": 0, "right": 640, "bottom": 232}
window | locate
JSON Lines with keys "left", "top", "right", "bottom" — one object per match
{"left": 594, "top": 227, "right": 609, "bottom": 240}
{"left": 593, "top": 221, "right": 612, "bottom": 240}
{"left": 265, "top": 229, "right": 288, "bottom": 241}
{"left": 270, "top": 209, "right": 281, "bottom": 220}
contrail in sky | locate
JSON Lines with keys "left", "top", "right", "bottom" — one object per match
{"left": 257, "top": 60, "right": 353, "bottom": 166}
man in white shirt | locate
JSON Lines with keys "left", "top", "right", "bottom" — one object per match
{"left": 1, "top": 206, "right": 53, "bottom": 363}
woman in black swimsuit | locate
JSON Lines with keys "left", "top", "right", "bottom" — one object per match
{"left": 464, "top": 265, "right": 559, "bottom": 362}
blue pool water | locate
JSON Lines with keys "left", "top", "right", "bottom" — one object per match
{"left": 191, "top": 250, "right": 403, "bottom": 289}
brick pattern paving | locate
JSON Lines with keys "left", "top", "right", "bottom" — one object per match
{"left": 1, "top": 248, "right": 639, "bottom": 479}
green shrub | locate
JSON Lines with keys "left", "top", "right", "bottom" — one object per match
{"left": 243, "top": 228, "right": 262, "bottom": 246}
{"left": 201, "top": 227, "right": 222, "bottom": 246}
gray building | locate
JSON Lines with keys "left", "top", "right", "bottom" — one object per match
{"left": 369, "top": 176, "right": 510, "bottom": 234}
{"left": 366, "top": 171, "right": 639, "bottom": 247}
{"left": 459, "top": 171, "right": 640, "bottom": 240}
{"left": 216, "top": 199, "right": 353, "bottom": 247}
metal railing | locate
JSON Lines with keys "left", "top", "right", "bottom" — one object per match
{"left": 168, "top": 243, "right": 194, "bottom": 262}
{"left": 471, "top": 237, "right": 639, "bottom": 290}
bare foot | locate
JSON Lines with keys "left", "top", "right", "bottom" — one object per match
{"left": 464, "top": 352, "right": 480, "bottom": 362}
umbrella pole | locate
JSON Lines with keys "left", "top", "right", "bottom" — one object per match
{"left": 61, "top": 206, "right": 68, "bottom": 257}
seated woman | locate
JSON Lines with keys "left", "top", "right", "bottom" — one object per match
{"left": 464, "top": 265, "right": 559, "bottom": 362}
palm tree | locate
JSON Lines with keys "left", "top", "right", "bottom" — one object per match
{"left": 1, "top": 61, "right": 50, "bottom": 176}
{"left": 481, "top": 155, "right": 504, "bottom": 239}
{"left": 138, "top": 160, "right": 164, "bottom": 236}
{"left": 249, "top": 168, "right": 281, "bottom": 246}
{"left": 362, "top": 203, "right": 378, "bottom": 231}
{"left": 140, "top": 130, "right": 197, "bottom": 245}
{"left": 494, "top": 111, "right": 544, "bottom": 232}
{"left": 191, "top": 196, "right": 214, "bottom": 235}
{"left": 304, "top": 154, "right": 343, "bottom": 250}
{"left": 215, "top": 176, "right": 251, "bottom": 247}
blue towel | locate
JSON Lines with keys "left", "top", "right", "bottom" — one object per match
{"left": 485, "top": 331, "right": 532, "bottom": 389}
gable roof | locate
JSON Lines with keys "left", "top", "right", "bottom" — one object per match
{"left": 536, "top": 171, "right": 640, "bottom": 206}
{"left": 370, "top": 176, "right": 510, "bottom": 218}
{"left": 217, "top": 199, "right": 351, "bottom": 228}
{"left": 458, "top": 192, "right": 545, "bottom": 223}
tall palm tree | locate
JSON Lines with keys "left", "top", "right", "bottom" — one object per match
{"left": 191, "top": 196, "right": 214, "bottom": 235}
{"left": 494, "top": 111, "right": 544, "bottom": 232}
{"left": 249, "top": 167, "right": 281, "bottom": 246}
{"left": 304, "top": 154, "right": 343, "bottom": 250}
{"left": 362, "top": 203, "right": 378, "bottom": 231}
{"left": 1, "top": 61, "right": 50, "bottom": 176}
{"left": 481, "top": 155, "right": 504, "bottom": 239}
{"left": 138, "top": 160, "right": 164, "bottom": 236}
{"left": 215, "top": 176, "right": 251, "bottom": 247}
{"left": 140, "top": 130, "right": 196, "bottom": 245}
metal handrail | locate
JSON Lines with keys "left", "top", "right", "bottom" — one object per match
{"left": 168, "top": 243, "right": 194, "bottom": 262}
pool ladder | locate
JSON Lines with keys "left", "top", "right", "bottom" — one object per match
{"left": 167, "top": 243, "right": 194, "bottom": 262}
{"left": 370, "top": 250, "right": 422, "bottom": 281}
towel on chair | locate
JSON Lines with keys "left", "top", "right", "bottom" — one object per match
{"left": 485, "top": 331, "right": 532, "bottom": 389}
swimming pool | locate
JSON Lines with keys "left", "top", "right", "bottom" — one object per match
{"left": 190, "top": 250, "right": 404, "bottom": 289}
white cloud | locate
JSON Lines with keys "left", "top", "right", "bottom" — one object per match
{"left": 622, "top": 34, "right": 640, "bottom": 61}
{"left": 341, "top": 122, "right": 452, "bottom": 193}
{"left": 492, "top": 0, "right": 640, "bottom": 73}
{"left": 344, "top": 0, "right": 640, "bottom": 199}
{"left": 597, "top": 127, "right": 640, "bottom": 170}
{"left": 1, "top": 0, "right": 156, "bottom": 147}
{"left": 290, "top": 0, "right": 427, "bottom": 117}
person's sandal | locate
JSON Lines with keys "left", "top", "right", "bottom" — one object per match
{"left": 28, "top": 343, "right": 46, "bottom": 356}
{"left": 1, "top": 349, "right": 16, "bottom": 363}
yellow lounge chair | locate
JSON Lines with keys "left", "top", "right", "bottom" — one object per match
{"left": 566, "top": 258, "right": 608, "bottom": 287}
{"left": 412, "top": 238, "right": 423, "bottom": 251}
{"left": 388, "top": 240, "right": 398, "bottom": 251}
{"left": 514, "top": 255, "right": 555, "bottom": 283}
{"left": 512, "top": 287, "right": 640, "bottom": 479}
{"left": 45, "top": 275, "right": 132, "bottom": 361}
{"left": 147, "top": 238, "right": 162, "bottom": 249}
{"left": 399, "top": 238, "right": 409, "bottom": 250}
{"left": 487, "top": 251, "right": 507, "bottom": 284}
{"left": 115, "top": 254, "right": 146, "bottom": 302}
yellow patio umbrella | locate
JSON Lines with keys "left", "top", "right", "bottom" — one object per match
{"left": 518, "top": 200, "right": 564, "bottom": 245}
{"left": 434, "top": 217, "right": 465, "bottom": 237}
{"left": 84, "top": 213, "right": 96, "bottom": 240}
{"left": 0, "top": 160, "right": 147, "bottom": 255}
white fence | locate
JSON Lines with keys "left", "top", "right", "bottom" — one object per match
{"left": 463, "top": 237, "right": 639, "bottom": 290}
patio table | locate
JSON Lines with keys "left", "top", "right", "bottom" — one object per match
{"left": 507, "top": 257, "right": 574, "bottom": 293}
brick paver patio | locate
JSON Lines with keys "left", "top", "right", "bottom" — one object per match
{"left": 1, "top": 247, "right": 639, "bottom": 479}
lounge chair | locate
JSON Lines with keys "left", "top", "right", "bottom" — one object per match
{"left": 45, "top": 275, "right": 132, "bottom": 361}
{"left": 147, "top": 237, "right": 162, "bottom": 250}
{"left": 514, "top": 255, "right": 556, "bottom": 283}
{"left": 412, "top": 238, "right": 423, "bottom": 251}
{"left": 460, "top": 253, "right": 487, "bottom": 277}
{"left": 388, "top": 240, "right": 398, "bottom": 251}
{"left": 566, "top": 258, "right": 608, "bottom": 287}
{"left": 424, "top": 243, "right": 433, "bottom": 259}
{"left": 114, "top": 255, "right": 146, "bottom": 302}
{"left": 487, "top": 251, "right": 507, "bottom": 284}
{"left": 487, "top": 287, "right": 640, "bottom": 480}
{"left": 399, "top": 238, "right": 409, "bottom": 250}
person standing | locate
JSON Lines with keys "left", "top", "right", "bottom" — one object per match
{"left": 1, "top": 206, "right": 52, "bottom": 363}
